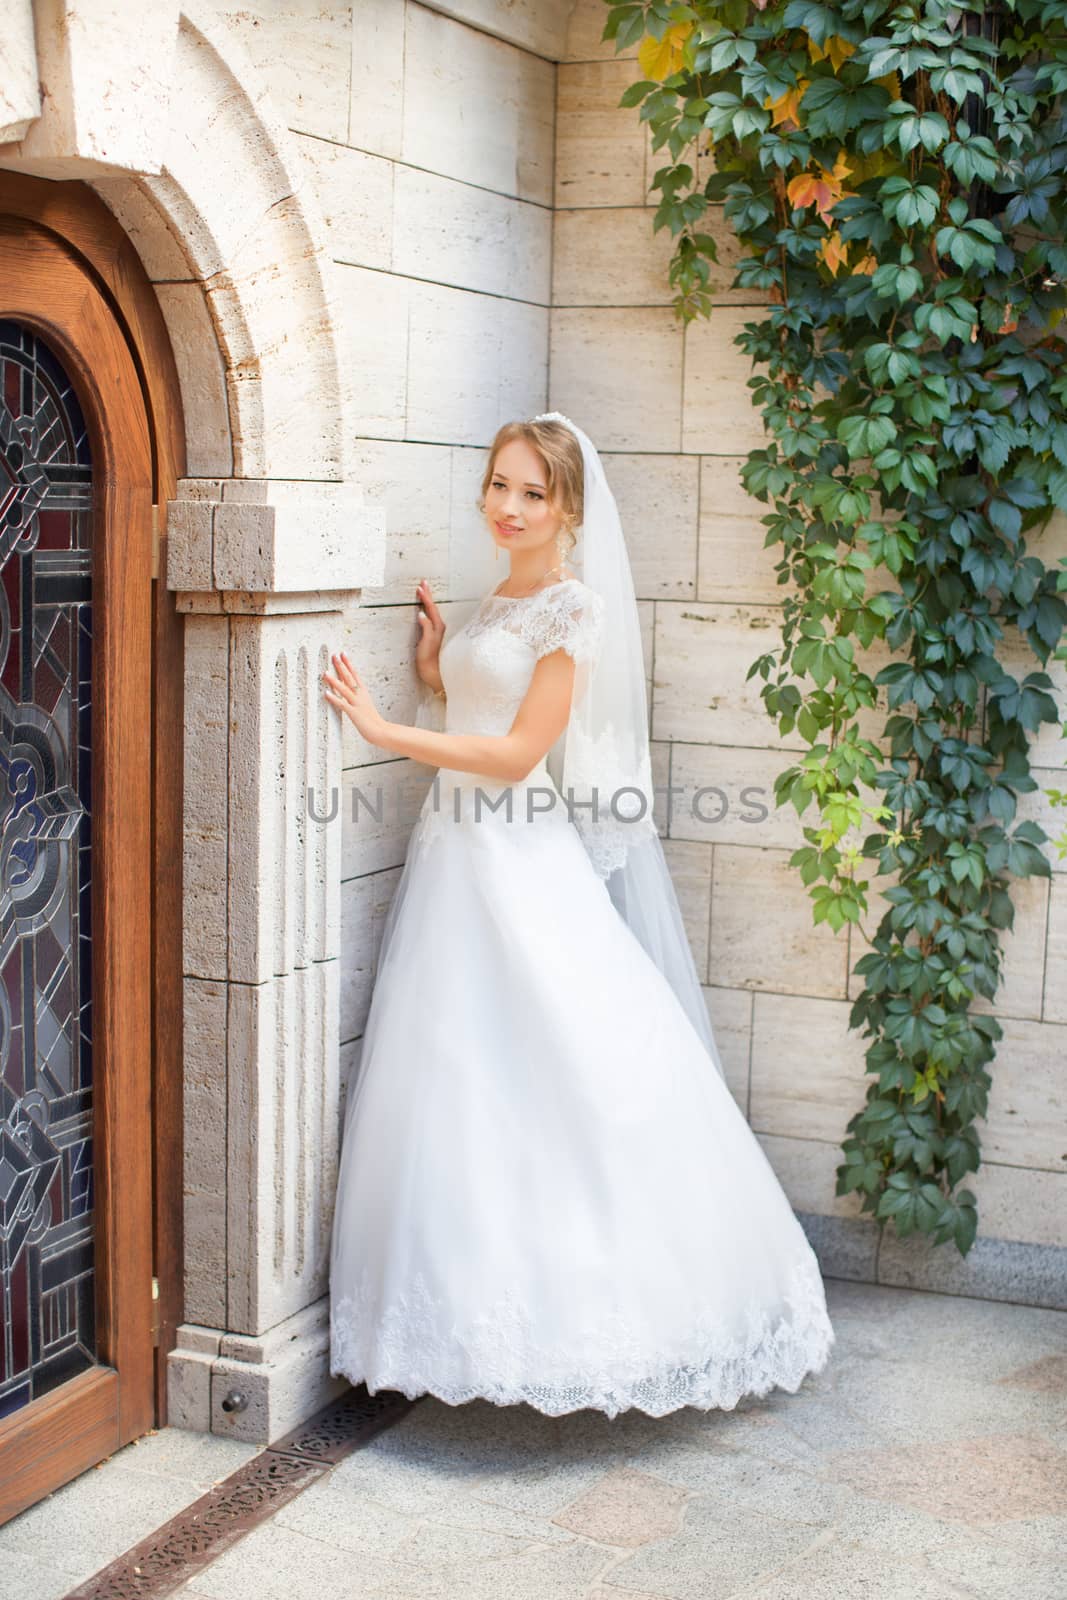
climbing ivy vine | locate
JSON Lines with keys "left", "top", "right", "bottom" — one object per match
{"left": 607, "top": 0, "right": 1067, "bottom": 1254}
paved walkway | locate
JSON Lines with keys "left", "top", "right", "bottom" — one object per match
{"left": 3, "top": 1278, "right": 1066, "bottom": 1599}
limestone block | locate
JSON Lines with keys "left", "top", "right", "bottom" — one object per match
{"left": 226, "top": 961, "right": 341, "bottom": 1333}
{"left": 183, "top": 614, "right": 229, "bottom": 978}
{"left": 228, "top": 610, "right": 343, "bottom": 984}
{"left": 553, "top": 207, "right": 754, "bottom": 307}
{"left": 213, "top": 481, "right": 386, "bottom": 593}
{"left": 158, "top": 20, "right": 295, "bottom": 280}
{"left": 334, "top": 264, "right": 410, "bottom": 439}
{"left": 1023, "top": 505, "right": 1067, "bottom": 568}
{"left": 682, "top": 308, "right": 770, "bottom": 456}
{"left": 555, "top": 60, "right": 648, "bottom": 208}
{"left": 166, "top": 1343, "right": 215, "bottom": 1434}
{"left": 750, "top": 991, "right": 869, "bottom": 1143}
{"left": 0, "top": 0, "right": 39, "bottom": 142}
{"left": 167, "top": 497, "right": 215, "bottom": 594}
{"left": 564, "top": 0, "right": 639, "bottom": 63}
{"left": 348, "top": 0, "right": 405, "bottom": 159}
{"left": 414, "top": 0, "right": 575, "bottom": 58}
{"left": 346, "top": 440, "right": 451, "bottom": 606}
{"left": 1017, "top": 764, "right": 1067, "bottom": 875}
{"left": 342, "top": 756, "right": 435, "bottom": 879}
{"left": 406, "top": 279, "right": 547, "bottom": 446}
{"left": 91, "top": 173, "right": 195, "bottom": 280}
{"left": 595, "top": 452, "right": 698, "bottom": 600}
{"left": 155, "top": 282, "right": 233, "bottom": 478}
{"left": 394, "top": 165, "right": 551, "bottom": 305}
{"left": 709, "top": 845, "right": 851, "bottom": 998}
{"left": 498, "top": 301, "right": 552, "bottom": 440}
{"left": 978, "top": 1016, "right": 1067, "bottom": 1171}
{"left": 402, "top": 4, "right": 555, "bottom": 206}
{"left": 650, "top": 739, "right": 670, "bottom": 835}
{"left": 652, "top": 601, "right": 800, "bottom": 749}
{"left": 668, "top": 743, "right": 808, "bottom": 854}
{"left": 450, "top": 447, "right": 502, "bottom": 600}
{"left": 340, "top": 866, "right": 402, "bottom": 1042}
{"left": 331, "top": 602, "right": 434, "bottom": 768}
{"left": 948, "top": 1159, "right": 1066, "bottom": 1248}
{"left": 1047, "top": 874, "right": 1067, "bottom": 1024}
{"left": 182, "top": 978, "right": 229, "bottom": 1326}
{"left": 549, "top": 307, "right": 684, "bottom": 452}
{"left": 205, "top": 201, "right": 348, "bottom": 482}
{"left": 755, "top": 1132, "right": 872, "bottom": 1222}
{"left": 703, "top": 984, "right": 753, "bottom": 1115}
{"left": 291, "top": 133, "right": 393, "bottom": 270}
{"left": 970, "top": 872, "right": 1049, "bottom": 1023}
{"left": 6, "top": 0, "right": 179, "bottom": 175}
{"left": 338, "top": 1037, "right": 362, "bottom": 1137}
{"left": 660, "top": 838, "right": 712, "bottom": 981}
{"left": 698, "top": 455, "right": 783, "bottom": 605}
{"left": 638, "top": 599, "right": 653, "bottom": 719}
{"left": 209, "top": 1296, "right": 347, "bottom": 1444}
{"left": 214, "top": 2, "right": 351, "bottom": 143}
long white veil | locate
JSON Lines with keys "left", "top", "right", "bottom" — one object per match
{"left": 533, "top": 412, "right": 726, "bottom": 1081}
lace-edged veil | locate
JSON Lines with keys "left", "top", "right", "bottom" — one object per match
{"left": 532, "top": 412, "right": 726, "bottom": 1081}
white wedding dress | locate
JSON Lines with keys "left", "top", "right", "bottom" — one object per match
{"left": 329, "top": 577, "right": 835, "bottom": 1418}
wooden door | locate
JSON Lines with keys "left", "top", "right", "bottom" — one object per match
{"left": 0, "top": 199, "right": 172, "bottom": 1521}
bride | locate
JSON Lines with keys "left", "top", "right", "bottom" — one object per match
{"left": 321, "top": 412, "right": 835, "bottom": 1418}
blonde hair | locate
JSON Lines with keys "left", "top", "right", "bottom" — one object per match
{"left": 475, "top": 419, "right": 584, "bottom": 552}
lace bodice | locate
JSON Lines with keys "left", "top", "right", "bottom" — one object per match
{"left": 425, "top": 578, "right": 605, "bottom": 744}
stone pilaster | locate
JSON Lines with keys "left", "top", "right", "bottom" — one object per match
{"left": 167, "top": 477, "right": 383, "bottom": 1440}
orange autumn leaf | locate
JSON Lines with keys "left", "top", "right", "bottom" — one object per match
{"left": 818, "top": 231, "right": 849, "bottom": 276}
{"left": 765, "top": 79, "right": 809, "bottom": 128}
{"left": 852, "top": 251, "right": 878, "bottom": 275}
{"left": 638, "top": 23, "right": 692, "bottom": 82}
{"left": 787, "top": 151, "right": 853, "bottom": 224}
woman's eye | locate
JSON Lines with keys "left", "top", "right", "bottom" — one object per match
{"left": 492, "top": 482, "right": 542, "bottom": 499}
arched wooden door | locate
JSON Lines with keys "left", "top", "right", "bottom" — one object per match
{"left": 0, "top": 177, "right": 185, "bottom": 1521}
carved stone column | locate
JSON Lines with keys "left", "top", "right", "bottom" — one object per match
{"left": 166, "top": 477, "right": 384, "bottom": 1442}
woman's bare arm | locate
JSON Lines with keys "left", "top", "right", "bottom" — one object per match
{"left": 378, "top": 650, "right": 577, "bottom": 783}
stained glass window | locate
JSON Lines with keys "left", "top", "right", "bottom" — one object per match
{"left": 0, "top": 320, "right": 94, "bottom": 1419}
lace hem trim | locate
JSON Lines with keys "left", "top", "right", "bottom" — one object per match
{"left": 329, "top": 1250, "right": 835, "bottom": 1419}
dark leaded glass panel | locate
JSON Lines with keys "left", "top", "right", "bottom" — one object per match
{"left": 0, "top": 320, "right": 94, "bottom": 1420}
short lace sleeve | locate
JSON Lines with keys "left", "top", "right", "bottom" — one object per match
{"left": 522, "top": 581, "right": 604, "bottom": 667}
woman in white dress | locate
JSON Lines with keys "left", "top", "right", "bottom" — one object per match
{"left": 321, "top": 412, "right": 835, "bottom": 1418}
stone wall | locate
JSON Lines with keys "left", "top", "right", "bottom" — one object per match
{"left": 323, "top": 0, "right": 1066, "bottom": 1296}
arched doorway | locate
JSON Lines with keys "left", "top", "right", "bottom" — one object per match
{"left": 0, "top": 175, "right": 185, "bottom": 1521}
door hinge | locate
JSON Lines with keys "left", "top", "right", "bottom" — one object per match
{"left": 151, "top": 1275, "right": 160, "bottom": 1346}
{"left": 151, "top": 503, "right": 160, "bottom": 581}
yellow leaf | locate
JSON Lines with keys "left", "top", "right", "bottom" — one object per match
{"left": 875, "top": 70, "right": 902, "bottom": 101}
{"left": 817, "top": 230, "right": 848, "bottom": 277}
{"left": 638, "top": 23, "right": 692, "bottom": 83}
{"left": 765, "top": 79, "right": 808, "bottom": 128}
{"left": 852, "top": 251, "right": 878, "bottom": 275}
{"left": 809, "top": 35, "right": 857, "bottom": 71}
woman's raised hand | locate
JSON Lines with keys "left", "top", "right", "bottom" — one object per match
{"left": 322, "top": 652, "right": 388, "bottom": 744}
{"left": 414, "top": 579, "right": 446, "bottom": 691}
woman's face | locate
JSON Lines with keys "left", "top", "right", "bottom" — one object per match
{"left": 485, "top": 437, "right": 566, "bottom": 557}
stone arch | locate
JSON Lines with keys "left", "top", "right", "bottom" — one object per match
{"left": 4, "top": 0, "right": 353, "bottom": 485}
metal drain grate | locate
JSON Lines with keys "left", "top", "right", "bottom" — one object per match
{"left": 62, "top": 1385, "right": 420, "bottom": 1600}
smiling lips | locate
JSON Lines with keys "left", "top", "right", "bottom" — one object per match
{"left": 497, "top": 521, "right": 522, "bottom": 534}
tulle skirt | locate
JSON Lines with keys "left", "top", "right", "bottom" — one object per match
{"left": 329, "top": 768, "right": 835, "bottom": 1418}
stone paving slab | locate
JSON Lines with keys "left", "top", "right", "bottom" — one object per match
{"left": 3, "top": 1278, "right": 1065, "bottom": 1600}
